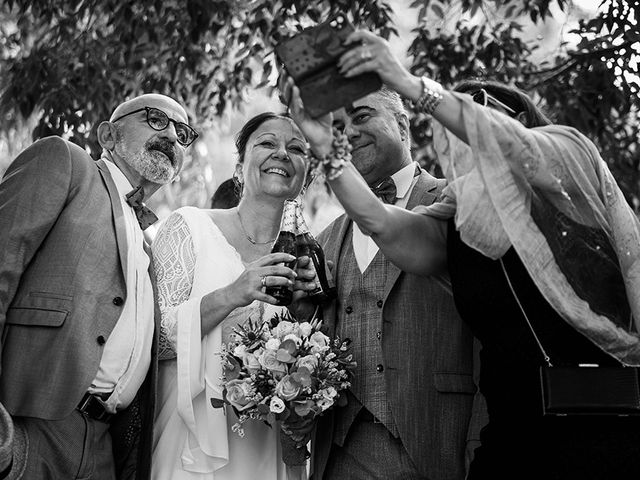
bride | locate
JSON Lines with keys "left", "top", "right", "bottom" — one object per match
{"left": 150, "top": 112, "right": 311, "bottom": 479}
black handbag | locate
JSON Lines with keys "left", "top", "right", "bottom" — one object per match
{"left": 275, "top": 13, "right": 382, "bottom": 118}
{"left": 500, "top": 259, "right": 640, "bottom": 417}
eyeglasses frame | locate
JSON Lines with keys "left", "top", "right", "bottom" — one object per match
{"left": 111, "top": 106, "right": 199, "bottom": 147}
{"left": 471, "top": 89, "right": 517, "bottom": 116}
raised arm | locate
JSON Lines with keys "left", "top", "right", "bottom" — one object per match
{"left": 281, "top": 81, "right": 447, "bottom": 276}
{"left": 324, "top": 161, "right": 448, "bottom": 276}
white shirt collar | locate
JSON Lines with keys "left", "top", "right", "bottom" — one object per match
{"left": 390, "top": 161, "right": 419, "bottom": 201}
{"left": 103, "top": 159, "right": 135, "bottom": 198}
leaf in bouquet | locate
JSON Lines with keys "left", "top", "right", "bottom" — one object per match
{"left": 276, "top": 349, "right": 295, "bottom": 363}
{"left": 309, "top": 316, "right": 323, "bottom": 331}
{"left": 276, "top": 406, "right": 291, "bottom": 423}
{"left": 293, "top": 399, "right": 315, "bottom": 417}
{"left": 224, "top": 354, "right": 242, "bottom": 380}
{"left": 269, "top": 310, "right": 294, "bottom": 329}
{"left": 336, "top": 393, "right": 348, "bottom": 407}
{"left": 210, "top": 397, "right": 226, "bottom": 409}
{"left": 291, "top": 367, "right": 312, "bottom": 388}
{"left": 266, "top": 412, "right": 278, "bottom": 426}
{"left": 279, "top": 338, "right": 298, "bottom": 355}
{"left": 256, "top": 403, "right": 271, "bottom": 415}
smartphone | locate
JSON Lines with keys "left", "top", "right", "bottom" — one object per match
{"left": 275, "top": 13, "right": 382, "bottom": 117}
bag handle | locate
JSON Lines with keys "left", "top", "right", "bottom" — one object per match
{"left": 499, "top": 259, "right": 553, "bottom": 367}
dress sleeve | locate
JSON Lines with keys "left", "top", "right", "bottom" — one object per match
{"left": 152, "top": 212, "right": 197, "bottom": 360}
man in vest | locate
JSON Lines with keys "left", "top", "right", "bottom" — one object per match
{"left": 310, "top": 87, "right": 484, "bottom": 480}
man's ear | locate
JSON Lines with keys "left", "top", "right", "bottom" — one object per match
{"left": 97, "top": 121, "right": 117, "bottom": 150}
{"left": 396, "top": 113, "right": 410, "bottom": 142}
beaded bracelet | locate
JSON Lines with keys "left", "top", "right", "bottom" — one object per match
{"left": 308, "top": 128, "right": 352, "bottom": 181}
{"left": 415, "top": 76, "right": 444, "bottom": 115}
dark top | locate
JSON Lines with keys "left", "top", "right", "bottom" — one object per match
{"left": 447, "top": 219, "right": 640, "bottom": 480}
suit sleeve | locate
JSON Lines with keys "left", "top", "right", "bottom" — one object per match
{"left": 0, "top": 137, "right": 73, "bottom": 371}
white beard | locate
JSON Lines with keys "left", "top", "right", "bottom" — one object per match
{"left": 115, "top": 141, "right": 176, "bottom": 185}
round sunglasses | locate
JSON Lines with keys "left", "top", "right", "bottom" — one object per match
{"left": 471, "top": 89, "right": 517, "bottom": 116}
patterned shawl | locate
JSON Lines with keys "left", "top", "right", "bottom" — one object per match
{"left": 419, "top": 92, "right": 640, "bottom": 365}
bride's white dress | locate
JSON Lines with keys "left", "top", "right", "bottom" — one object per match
{"left": 150, "top": 206, "right": 287, "bottom": 480}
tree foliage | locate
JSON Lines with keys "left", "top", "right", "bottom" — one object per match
{"left": 0, "top": 0, "right": 638, "bottom": 210}
{"left": 407, "top": 0, "right": 639, "bottom": 210}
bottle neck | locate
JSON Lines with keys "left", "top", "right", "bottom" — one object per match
{"left": 279, "top": 199, "right": 298, "bottom": 234}
{"left": 294, "top": 203, "right": 311, "bottom": 235}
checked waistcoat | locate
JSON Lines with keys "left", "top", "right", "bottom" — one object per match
{"left": 333, "top": 224, "right": 399, "bottom": 445}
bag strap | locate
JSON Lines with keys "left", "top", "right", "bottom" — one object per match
{"left": 499, "top": 259, "right": 553, "bottom": 367}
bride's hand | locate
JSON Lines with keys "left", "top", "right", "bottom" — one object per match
{"left": 226, "top": 252, "right": 297, "bottom": 307}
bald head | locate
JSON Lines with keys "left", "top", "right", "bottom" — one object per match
{"left": 97, "top": 93, "right": 191, "bottom": 196}
{"left": 109, "top": 93, "right": 188, "bottom": 124}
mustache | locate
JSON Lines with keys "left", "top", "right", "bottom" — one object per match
{"left": 146, "top": 138, "right": 177, "bottom": 163}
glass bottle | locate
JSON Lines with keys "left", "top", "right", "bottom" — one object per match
{"left": 265, "top": 199, "right": 298, "bottom": 306}
{"left": 295, "top": 201, "right": 337, "bottom": 304}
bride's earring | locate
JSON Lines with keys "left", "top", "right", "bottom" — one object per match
{"left": 232, "top": 168, "right": 244, "bottom": 198}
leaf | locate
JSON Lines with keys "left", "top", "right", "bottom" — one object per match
{"left": 431, "top": 2, "right": 444, "bottom": 19}
{"left": 210, "top": 398, "right": 226, "bottom": 409}
{"left": 276, "top": 349, "right": 295, "bottom": 363}
{"left": 293, "top": 400, "right": 314, "bottom": 417}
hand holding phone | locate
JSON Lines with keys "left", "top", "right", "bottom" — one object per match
{"left": 275, "top": 14, "right": 382, "bottom": 117}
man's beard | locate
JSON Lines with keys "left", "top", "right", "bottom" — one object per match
{"left": 115, "top": 138, "right": 178, "bottom": 185}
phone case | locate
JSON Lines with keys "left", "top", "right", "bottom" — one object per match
{"left": 275, "top": 14, "right": 382, "bottom": 117}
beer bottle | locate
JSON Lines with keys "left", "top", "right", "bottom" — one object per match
{"left": 265, "top": 199, "right": 298, "bottom": 306}
{"left": 295, "top": 202, "right": 337, "bottom": 304}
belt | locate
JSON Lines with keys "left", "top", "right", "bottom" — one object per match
{"left": 76, "top": 392, "right": 113, "bottom": 423}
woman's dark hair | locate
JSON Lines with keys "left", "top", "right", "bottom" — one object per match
{"left": 235, "top": 111, "right": 294, "bottom": 164}
{"left": 453, "top": 80, "right": 552, "bottom": 128}
{"left": 210, "top": 178, "right": 240, "bottom": 209}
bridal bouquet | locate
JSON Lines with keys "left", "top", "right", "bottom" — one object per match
{"left": 211, "top": 311, "right": 355, "bottom": 465}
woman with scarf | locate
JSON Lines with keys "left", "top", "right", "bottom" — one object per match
{"left": 282, "top": 29, "right": 640, "bottom": 479}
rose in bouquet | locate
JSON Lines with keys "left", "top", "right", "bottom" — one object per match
{"left": 210, "top": 311, "right": 355, "bottom": 466}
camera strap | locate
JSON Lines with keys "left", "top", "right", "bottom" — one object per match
{"left": 499, "top": 258, "right": 553, "bottom": 367}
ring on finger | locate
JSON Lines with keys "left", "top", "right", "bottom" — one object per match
{"left": 361, "top": 50, "right": 372, "bottom": 61}
{"left": 261, "top": 275, "right": 268, "bottom": 288}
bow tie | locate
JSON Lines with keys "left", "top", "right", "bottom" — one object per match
{"left": 371, "top": 177, "right": 397, "bottom": 204}
{"left": 125, "top": 186, "right": 158, "bottom": 230}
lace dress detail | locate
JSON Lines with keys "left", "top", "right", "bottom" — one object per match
{"left": 153, "top": 213, "right": 196, "bottom": 360}
{"left": 151, "top": 206, "right": 289, "bottom": 480}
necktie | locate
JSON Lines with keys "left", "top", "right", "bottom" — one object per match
{"left": 371, "top": 177, "right": 397, "bottom": 204}
{"left": 125, "top": 186, "right": 158, "bottom": 230}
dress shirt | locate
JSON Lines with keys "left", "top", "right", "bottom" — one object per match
{"left": 90, "top": 160, "right": 155, "bottom": 413}
{"left": 353, "top": 162, "right": 420, "bottom": 273}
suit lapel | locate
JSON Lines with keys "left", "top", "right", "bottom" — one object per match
{"left": 382, "top": 171, "right": 442, "bottom": 300}
{"left": 319, "top": 214, "right": 352, "bottom": 336}
{"left": 97, "top": 159, "right": 128, "bottom": 280}
{"left": 406, "top": 171, "right": 441, "bottom": 210}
